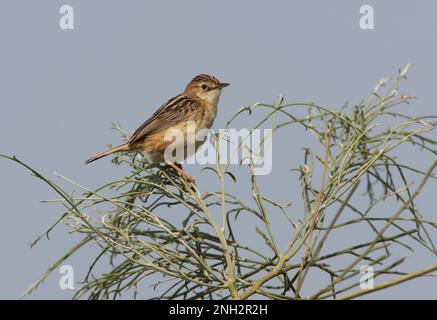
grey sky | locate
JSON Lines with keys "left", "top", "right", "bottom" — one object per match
{"left": 0, "top": 0, "right": 436, "bottom": 299}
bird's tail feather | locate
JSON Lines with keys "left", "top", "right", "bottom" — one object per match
{"left": 85, "top": 143, "right": 129, "bottom": 164}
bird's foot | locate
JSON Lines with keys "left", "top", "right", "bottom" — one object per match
{"left": 164, "top": 160, "right": 196, "bottom": 187}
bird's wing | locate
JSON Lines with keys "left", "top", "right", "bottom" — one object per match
{"left": 129, "top": 94, "right": 200, "bottom": 144}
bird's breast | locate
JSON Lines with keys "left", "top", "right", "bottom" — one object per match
{"left": 140, "top": 102, "right": 218, "bottom": 163}
{"left": 199, "top": 100, "right": 218, "bottom": 129}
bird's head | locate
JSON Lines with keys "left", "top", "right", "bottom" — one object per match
{"left": 185, "top": 74, "right": 229, "bottom": 105}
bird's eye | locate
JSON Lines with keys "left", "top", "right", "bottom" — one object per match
{"left": 201, "top": 84, "right": 209, "bottom": 91}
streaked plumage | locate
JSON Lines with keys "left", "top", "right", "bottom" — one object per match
{"left": 85, "top": 74, "right": 229, "bottom": 183}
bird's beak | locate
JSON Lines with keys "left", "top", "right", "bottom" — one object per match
{"left": 218, "top": 82, "right": 230, "bottom": 89}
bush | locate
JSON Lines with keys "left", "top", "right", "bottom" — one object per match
{"left": 2, "top": 65, "right": 436, "bottom": 299}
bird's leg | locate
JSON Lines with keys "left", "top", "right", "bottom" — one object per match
{"left": 165, "top": 159, "right": 196, "bottom": 184}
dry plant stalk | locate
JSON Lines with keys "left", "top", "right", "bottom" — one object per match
{"left": 1, "top": 65, "right": 436, "bottom": 299}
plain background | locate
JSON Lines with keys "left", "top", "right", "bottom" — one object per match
{"left": 0, "top": 0, "right": 436, "bottom": 299}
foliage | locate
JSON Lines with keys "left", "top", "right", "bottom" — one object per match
{"left": 2, "top": 65, "right": 436, "bottom": 299}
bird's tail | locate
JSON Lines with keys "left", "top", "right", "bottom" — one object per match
{"left": 85, "top": 143, "right": 130, "bottom": 164}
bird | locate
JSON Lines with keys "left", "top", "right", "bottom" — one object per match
{"left": 85, "top": 74, "right": 229, "bottom": 184}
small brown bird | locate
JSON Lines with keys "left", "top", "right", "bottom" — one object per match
{"left": 85, "top": 74, "right": 229, "bottom": 183}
